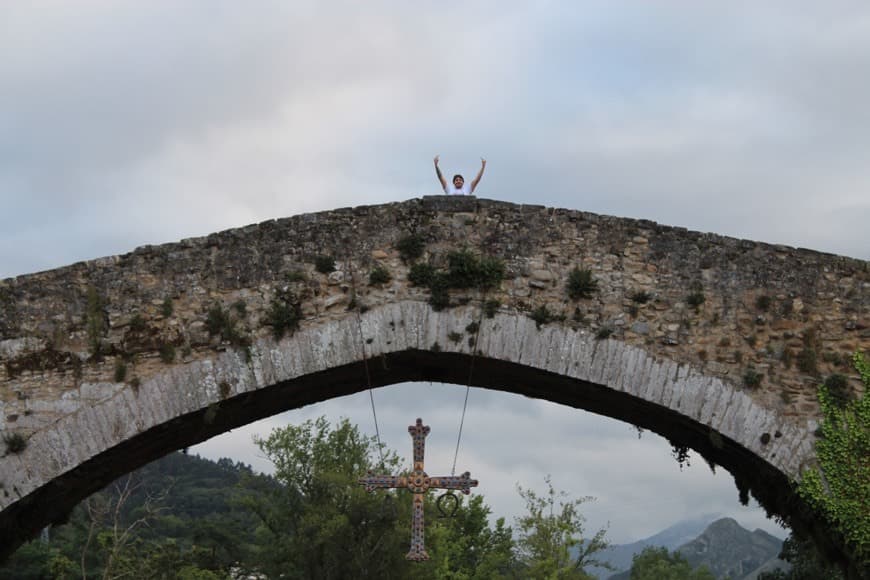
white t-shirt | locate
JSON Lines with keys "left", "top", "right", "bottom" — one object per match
{"left": 444, "top": 182, "right": 471, "bottom": 195}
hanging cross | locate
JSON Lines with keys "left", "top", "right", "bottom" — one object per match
{"left": 359, "top": 417, "right": 479, "bottom": 561}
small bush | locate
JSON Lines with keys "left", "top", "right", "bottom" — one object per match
{"left": 566, "top": 267, "right": 598, "bottom": 300}
{"left": 129, "top": 314, "right": 147, "bottom": 333}
{"left": 206, "top": 304, "right": 249, "bottom": 346}
{"left": 428, "top": 273, "right": 451, "bottom": 311}
{"left": 465, "top": 321, "right": 480, "bottom": 334}
{"left": 369, "top": 265, "right": 392, "bottom": 286}
{"left": 529, "top": 305, "right": 563, "bottom": 329}
{"left": 483, "top": 299, "right": 500, "bottom": 318}
{"left": 630, "top": 290, "right": 652, "bottom": 304}
{"left": 431, "top": 342, "right": 442, "bottom": 352}
{"left": 755, "top": 295, "right": 771, "bottom": 311}
{"left": 686, "top": 291, "right": 706, "bottom": 311}
{"left": 265, "top": 289, "right": 302, "bottom": 340}
{"left": 114, "top": 360, "right": 127, "bottom": 382}
{"left": 448, "top": 331, "right": 463, "bottom": 344}
{"left": 286, "top": 270, "right": 307, "bottom": 283}
{"left": 797, "top": 347, "right": 818, "bottom": 375}
{"left": 409, "top": 263, "right": 436, "bottom": 287}
{"left": 824, "top": 374, "right": 852, "bottom": 407}
{"left": 159, "top": 343, "right": 176, "bottom": 364}
{"left": 161, "top": 298, "right": 173, "bottom": 318}
{"left": 396, "top": 234, "right": 426, "bottom": 263}
{"left": 744, "top": 368, "right": 763, "bottom": 389}
{"left": 232, "top": 300, "right": 248, "bottom": 318}
{"left": 445, "top": 250, "right": 505, "bottom": 290}
{"left": 596, "top": 327, "right": 613, "bottom": 340}
{"left": 3, "top": 433, "right": 27, "bottom": 455}
{"left": 314, "top": 255, "right": 336, "bottom": 274}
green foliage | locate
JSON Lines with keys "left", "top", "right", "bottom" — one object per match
{"left": 159, "top": 342, "right": 176, "bottom": 364}
{"left": 397, "top": 233, "right": 426, "bottom": 263}
{"left": 514, "top": 476, "right": 609, "bottom": 579}
{"left": 264, "top": 288, "right": 302, "bottom": 340}
{"left": 161, "top": 298, "right": 174, "bottom": 318}
{"left": 3, "top": 432, "right": 27, "bottom": 455}
{"left": 448, "top": 331, "right": 463, "bottom": 344}
{"left": 686, "top": 291, "right": 706, "bottom": 311}
{"left": 205, "top": 303, "right": 249, "bottom": 347}
{"left": 484, "top": 299, "right": 500, "bottom": 318}
{"left": 314, "top": 255, "right": 336, "bottom": 274}
{"left": 369, "top": 264, "right": 392, "bottom": 285}
{"left": 744, "top": 367, "right": 764, "bottom": 389}
{"left": 446, "top": 250, "right": 505, "bottom": 290}
{"left": 409, "top": 262, "right": 437, "bottom": 287}
{"left": 797, "top": 347, "right": 818, "bottom": 375}
{"left": 128, "top": 313, "right": 147, "bottom": 333}
{"left": 409, "top": 251, "right": 505, "bottom": 311}
{"left": 630, "top": 290, "right": 652, "bottom": 304}
{"left": 566, "top": 267, "right": 598, "bottom": 300}
{"left": 824, "top": 374, "right": 853, "bottom": 407}
{"left": 796, "top": 352, "right": 869, "bottom": 567}
{"left": 428, "top": 272, "right": 451, "bottom": 311}
{"left": 596, "top": 327, "right": 613, "bottom": 340}
{"left": 285, "top": 269, "right": 306, "bottom": 283}
{"left": 529, "top": 305, "right": 559, "bottom": 329}
{"left": 757, "top": 535, "right": 845, "bottom": 580}
{"left": 628, "top": 546, "right": 715, "bottom": 580}
{"left": 248, "top": 417, "right": 411, "bottom": 578}
{"left": 114, "top": 359, "right": 128, "bottom": 382}
{"left": 756, "top": 295, "right": 772, "bottom": 312}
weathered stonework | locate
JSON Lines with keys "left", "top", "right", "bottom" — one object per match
{"left": 0, "top": 196, "right": 867, "bottom": 559}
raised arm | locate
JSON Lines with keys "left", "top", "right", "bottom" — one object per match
{"left": 434, "top": 155, "right": 447, "bottom": 191}
{"left": 470, "top": 158, "right": 486, "bottom": 193}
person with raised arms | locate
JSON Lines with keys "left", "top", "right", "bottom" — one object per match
{"left": 434, "top": 155, "right": 486, "bottom": 195}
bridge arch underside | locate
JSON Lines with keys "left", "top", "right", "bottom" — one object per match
{"left": 0, "top": 306, "right": 837, "bottom": 563}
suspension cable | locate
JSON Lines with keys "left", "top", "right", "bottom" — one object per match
{"left": 450, "top": 299, "right": 487, "bottom": 476}
{"left": 353, "top": 293, "right": 386, "bottom": 470}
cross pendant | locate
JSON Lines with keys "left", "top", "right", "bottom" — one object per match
{"left": 359, "top": 418, "right": 479, "bottom": 561}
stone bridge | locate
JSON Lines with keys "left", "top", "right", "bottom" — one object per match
{"left": 0, "top": 197, "right": 867, "bottom": 561}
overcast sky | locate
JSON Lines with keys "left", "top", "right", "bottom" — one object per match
{"left": 2, "top": 1, "right": 869, "bottom": 546}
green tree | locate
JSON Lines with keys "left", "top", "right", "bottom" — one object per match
{"left": 629, "top": 546, "right": 715, "bottom": 580}
{"left": 796, "top": 351, "right": 869, "bottom": 572}
{"left": 243, "top": 416, "right": 412, "bottom": 579}
{"left": 757, "top": 535, "right": 844, "bottom": 580}
{"left": 513, "top": 476, "right": 609, "bottom": 579}
{"left": 424, "top": 494, "right": 516, "bottom": 579}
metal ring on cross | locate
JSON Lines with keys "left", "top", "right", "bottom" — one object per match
{"left": 436, "top": 491, "right": 459, "bottom": 518}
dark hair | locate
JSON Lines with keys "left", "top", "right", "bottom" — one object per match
{"left": 452, "top": 174, "right": 464, "bottom": 182}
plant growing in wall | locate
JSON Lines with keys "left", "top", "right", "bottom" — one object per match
{"left": 368, "top": 264, "right": 391, "bottom": 286}
{"left": 265, "top": 288, "right": 302, "bottom": 340}
{"left": 796, "top": 352, "right": 869, "bottom": 568}
{"left": 566, "top": 267, "right": 598, "bottom": 300}
{"left": 314, "top": 255, "right": 336, "bottom": 274}
{"left": 2, "top": 432, "right": 27, "bottom": 455}
{"left": 396, "top": 233, "right": 425, "bottom": 263}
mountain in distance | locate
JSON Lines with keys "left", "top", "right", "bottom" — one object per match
{"left": 604, "top": 517, "right": 786, "bottom": 580}
{"left": 678, "top": 517, "right": 785, "bottom": 580}
{"left": 586, "top": 513, "right": 721, "bottom": 578}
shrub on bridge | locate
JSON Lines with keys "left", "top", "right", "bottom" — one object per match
{"left": 396, "top": 233, "right": 425, "bottom": 263}
{"left": 265, "top": 289, "right": 302, "bottom": 340}
{"left": 2, "top": 432, "right": 27, "bottom": 455}
{"left": 566, "top": 267, "right": 598, "bottom": 300}
{"left": 797, "top": 352, "right": 870, "bottom": 569}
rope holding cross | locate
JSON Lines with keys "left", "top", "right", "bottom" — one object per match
{"left": 359, "top": 418, "right": 479, "bottom": 561}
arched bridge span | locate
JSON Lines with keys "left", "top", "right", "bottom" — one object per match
{"left": 1, "top": 197, "right": 867, "bottom": 561}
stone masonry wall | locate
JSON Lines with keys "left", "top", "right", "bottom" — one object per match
{"left": 1, "top": 196, "right": 866, "bottom": 441}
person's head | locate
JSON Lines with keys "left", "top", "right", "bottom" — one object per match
{"left": 452, "top": 175, "right": 464, "bottom": 188}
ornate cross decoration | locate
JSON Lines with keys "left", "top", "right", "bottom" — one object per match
{"left": 359, "top": 418, "right": 479, "bottom": 561}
